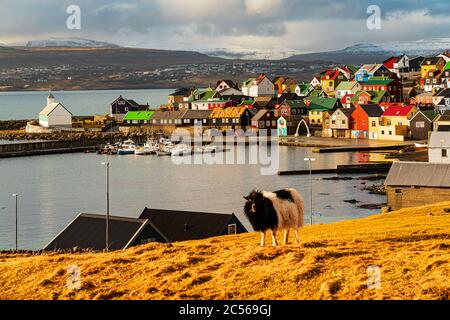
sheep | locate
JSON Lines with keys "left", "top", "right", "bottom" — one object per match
{"left": 244, "top": 188, "right": 305, "bottom": 246}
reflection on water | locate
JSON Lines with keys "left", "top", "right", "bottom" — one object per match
{"left": 0, "top": 146, "right": 386, "bottom": 250}
{"left": 0, "top": 89, "right": 173, "bottom": 120}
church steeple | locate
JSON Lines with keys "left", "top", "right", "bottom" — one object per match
{"left": 47, "top": 91, "right": 56, "bottom": 106}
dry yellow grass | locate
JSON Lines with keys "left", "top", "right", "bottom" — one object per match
{"left": 1, "top": 202, "right": 450, "bottom": 300}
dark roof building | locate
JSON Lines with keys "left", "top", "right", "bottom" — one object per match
{"left": 360, "top": 104, "right": 384, "bottom": 117}
{"left": 385, "top": 162, "right": 450, "bottom": 210}
{"left": 44, "top": 214, "right": 164, "bottom": 251}
{"left": 139, "top": 208, "right": 248, "bottom": 242}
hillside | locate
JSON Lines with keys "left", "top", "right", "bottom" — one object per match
{"left": 1, "top": 202, "right": 450, "bottom": 300}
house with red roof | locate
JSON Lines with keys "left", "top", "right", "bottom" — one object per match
{"left": 242, "top": 74, "right": 275, "bottom": 97}
{"left": 378, "top": 105, "right": 418, "bottom": 141}
{"left": 321, "top": 70, "right": 347, "bottom": 95}
{"left": 383, "top": 55, "right": 409, "bottom": 78}
{"left": 341, "top": 93, "right": 354, "bottom": 108}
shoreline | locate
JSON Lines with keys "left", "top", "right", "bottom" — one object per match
{"left": 0, "top": 86, "right": 175, "bottom": 94}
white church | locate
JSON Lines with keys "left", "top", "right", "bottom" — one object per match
{"left": 39, "top": 93, "right": 72, "bottom": 128}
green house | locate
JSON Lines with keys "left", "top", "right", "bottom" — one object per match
{"left": 123, "top": 111, "right": 155, "bottom": 125}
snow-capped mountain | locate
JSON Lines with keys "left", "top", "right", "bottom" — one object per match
{"left": 25, "top": 38, "right": 119, "bottom": 48}
{"left": 203, "top": 47, "right": 304, "bottom": 60}
{"left": 286, "top": 38, "right": 450, "bottom": 64}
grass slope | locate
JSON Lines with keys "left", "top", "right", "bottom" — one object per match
{"left": 1, "top": 203, "right": 450, "bottom": 300}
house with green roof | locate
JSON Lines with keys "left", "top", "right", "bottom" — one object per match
{"left": 351, "top": 90, "right": 394, "bottom": 107}
{"left": 308, "top": 97, "right": 341, "bottom": 127}
{"left": 335, "top": 81, "right": 361, "bottom": 99}
{"left": 294, "top": 83, "right": 314, "bottom": 97}
{"left": 123, "top": 111, "right": 155, "bottom": 125}
{"left": 361, "top": 76, "right": 403, "bottom": 101}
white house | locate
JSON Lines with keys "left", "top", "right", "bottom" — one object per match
{"left": 39, "top": 93, "right": 72, "bottom": 128}
{"left": 310, "top": 76, "right": 321, "bottom": 88}
{"left": 429, "top": 132, "right": 450, "bottom": 163}
{"left": 241, "top": 74, "right": 274, "bottom": 98}
{"left": 335, "top": 81, "right": 361, "bottom": 100}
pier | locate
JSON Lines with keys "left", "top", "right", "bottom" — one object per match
{"left": 0, "top": 139, "right": 114, "bottom": 159}
{"left": 278, "top": 163, "right": 393, "bottom": 176}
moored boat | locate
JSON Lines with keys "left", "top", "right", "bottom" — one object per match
{"left": 118, "top": 140, "right": 136, "bottom": 155}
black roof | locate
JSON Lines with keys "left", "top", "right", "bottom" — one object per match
{"left": 434, "top": 88, "right": 450, "bottom": 98}
{"left": 439, "top": 111, "right": 450, "bottom": 122}
{"left": 361, "top": 104, "right": 384, "bottom": 117}
{"left": 44, "top": 214, "right": 151, "bottom": 251}
{"left": 139, "top": 208, "right": 247, "bottom": 242}
{"left": 170, "top": 88, "right": 192, "bottom": 97}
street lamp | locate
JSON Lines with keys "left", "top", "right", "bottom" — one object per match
{"left": 12, "top": 194, "right": 18, "bottom": 251}
{"left": 303, "top": 156, "right": 316, "bottom": 225}
{"left": 101, "top": 162, "right": 110, "bottom": 251}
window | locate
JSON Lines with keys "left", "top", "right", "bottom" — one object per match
{"left": 342, "top": 120, "right": 346, "bottom": 125}
{"left": 443, "top": 149, "right": 448, "bottom": 158}
{"left": 266, "top": 121, "right": 271, "bottom": 126}
{"left": 387, "top": 121, "right": 392, "bottom": 126}
{"left": 372, "top": 121, "right": 376, "bottom": 127}
{"left": 416, "top": 121, "right": 425, "bottom": 128}
{"left": 228, "top": 224, "right": 237, "bottom": 235}
{"left": 381, "top": 130, "right": 385, "bottom": 135}
{"left": 389, "top": 131, "right": 392, "bottom": 135}
{"left": 395, "top": 189, "right": 402, "bottom": 194}
{"left": 332, "top": 120, "right": 336, "bottom": 125}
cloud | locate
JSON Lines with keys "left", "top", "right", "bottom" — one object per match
{"left": 0, "top": 0, "right": 449, "bottom": 52}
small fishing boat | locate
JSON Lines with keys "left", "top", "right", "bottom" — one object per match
{"left": 145, "top": 140, "right": 160, "bottom": 154}
{"left": 414, "top": 143, "right": 428, "bottom": 150}
{"left": 118, "top": 140, "right": 136, "bottom": 155}
{"left": 171, "top": 143, "right": 193, "bottom": 157}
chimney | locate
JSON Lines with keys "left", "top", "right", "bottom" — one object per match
{"left": 47, "top": 92, "right": 56, "bottom": 106}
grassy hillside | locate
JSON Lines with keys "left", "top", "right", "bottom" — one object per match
{"left": 1, "top": 202, "right": 450, "bottom": 300}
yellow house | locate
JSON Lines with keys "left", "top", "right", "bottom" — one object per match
{"left": 379, "top": 105, "right": 418, "bottom": 141}
{"left": 320, "top": 70, "right": 345, "bottom": 96}
{"left": 421, "top": 57, "right": 445, "bottom": 78}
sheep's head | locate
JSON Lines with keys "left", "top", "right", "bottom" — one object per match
{"left": 244, "top": 190, "right": 264, "bottom": 214}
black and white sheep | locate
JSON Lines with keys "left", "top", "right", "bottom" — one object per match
{"left": 244, "top": 188, "right": 305, "bottom": 246}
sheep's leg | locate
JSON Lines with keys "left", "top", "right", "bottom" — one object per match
{"left": 283, "top": 230, "right": 290, "bottom": 245}
{"left": 260, "top": 231, "right": 266, "bottom": 247}
{"left": 295, "top": 229, "right": 301, "bottom": 245}
{"left": 271, "top": 230, "right": 278, "bottom": 246}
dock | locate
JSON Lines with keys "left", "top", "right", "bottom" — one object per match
{"left": 313, "top": 144, "right": 413, "bottom": 153}
{"left": 278, "top": 163, "right": 393, "bottom": 176}
{"left": 0, "top": 139, "right": 113, "bottom": 159}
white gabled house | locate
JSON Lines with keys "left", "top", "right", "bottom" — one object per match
{"left": 39, "top": 93, "right": 72, "bottom": 128}
{"left": 241, "top": 74, "right": 274, "bottom": 98}
{"left": 429, "top": 132, "right": 450, "bottom": 164}
{"left": 310, "top": 76, "right": 321, "bottom": 88}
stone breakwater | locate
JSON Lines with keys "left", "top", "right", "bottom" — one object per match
{"left": 0, "top": 130, "right": 157, "bottom": 142}
{"left": 0, "top": 120, "right": 29, "bottom": 131}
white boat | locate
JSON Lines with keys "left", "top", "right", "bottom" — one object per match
{"left": 118, "top": 140, "right": 136, "bottom": 155}
{"left": 414, "top": 143, "right": 428, "bottom": 149}
{"left": 145, "top": 140, "right": 160, "bottom": 154}
{"left": 171, "top": 143, "right": 193, "bottom": 157}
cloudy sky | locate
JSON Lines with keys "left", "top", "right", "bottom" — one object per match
{"left": 0, "top": 0, "right": 449, "bottom": 53}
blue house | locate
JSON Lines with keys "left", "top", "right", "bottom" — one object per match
{"left": 355, "top": 64, "right": 391, "bottom": 82}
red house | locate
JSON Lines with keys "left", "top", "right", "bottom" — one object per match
{"left": 361, "top": 77, "right": 403, "bottom": 101}
{"left": 351, "top": 104, "right": 384, "bottom": 139}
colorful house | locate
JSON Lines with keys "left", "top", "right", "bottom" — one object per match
{"left": 410, "top": 110, "right": 439, "bottom": 140}
{"left": 351, "top": 90, "right": 394, "bottom": 107}
{"left": 295, "top": 83, "right": 314, "bottom": 97}
{"left": 209, "top": 107, "right": 252, "bottom": 129}
{"left": 335, "top": 81, "right": 361, "bottom": 100}
{"left": 275, "top": 100, "right": 308, "bottom": 118}
{"left": 421, "top": 57, "right": 446, "bottom": 79}
{"left": 329, "top": 108, "right": 355, "bottom": 138}
{"left": 354, "top": 64, "right": 391, "bottom": 82}
{"left": 361, "top": 77, "right": 403, "bottom": 101}
{"left": 308, "top": 97, "right": 341, "bottom": 127}
{"left": 251, "top": 109, "right": 278, "bottom": 132}
{"left": 351, "top": 104, "right": 384, "bottom": 140}
{"left": 320, "top": 70, "right": 346, "bottom": 95}
{"left": 123, "top": 111, "right": 155, "bottom": 125}
{"left": 241, "top": 74, "right": 275, "bottom": 97}
{"left": 379, "top": 105, "right": 418, "bottom": 141}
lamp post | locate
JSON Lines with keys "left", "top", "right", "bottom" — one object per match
{"left": 12, "top": 194, "right": 18, "bottom": 251}
{"left": 303, "top": 156, "right": 316, "bottom": 225}
{"left": 101, "top": 162, "right": 110, "bottom": 251}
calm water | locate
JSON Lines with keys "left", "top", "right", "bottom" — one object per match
{"left": 0, "top": 89, "right": 173, "bottom": 120}
{"left": 0, "top": 147, "right": 385, "bottom": 250}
